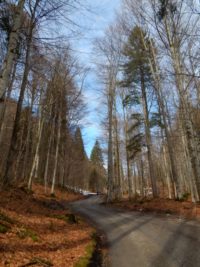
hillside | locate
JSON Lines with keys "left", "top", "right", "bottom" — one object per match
{"left": 0, "top": 184, "right": 94, "bottom": 267}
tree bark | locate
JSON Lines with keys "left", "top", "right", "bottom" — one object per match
{"left": 163, "top": 18, "right": 200, "bottom": 200}
{"left": 140, "top": 68, "right": 158, "bottom": 197}
{"left": 0, "top": 0, "right": 25, "bottom": 99}
{"left": 2, "top": 27, "right": 34, "bottom": 186}
{"left": 107, "top": 81, "right": 114, "bottom": 202}
{"left": 122, "top": 101, "right": 134, "bottom": 199}
{"left": 140, "top": 30, "right": 178, "bottom": 198}
{"left": 44, "top": 113, "right": 55, "bottom": 194}
{"left": 28, "top": 115, "right": 44, "bottom": 190}
{"left": 51, "top": 111, "right": 61, "bottom": 195}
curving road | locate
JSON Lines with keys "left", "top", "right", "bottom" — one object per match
{"left": 69, "top": 196, "right": 200, "bottom": 267}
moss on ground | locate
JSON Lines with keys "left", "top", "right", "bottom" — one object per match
{"left": 0, "top": 211, "right": 15, "bottom": 224}
{"left": 0, "top": 223, "right": 10, "bottom": 233}
{"left": 74, "top": 240, "right": 96, "bottom": 267}
{"left": 17, "top": 228, "right": 39, "bottom": 242}
{"left": 0, "top": 211, "right": 15, "bottom": 234}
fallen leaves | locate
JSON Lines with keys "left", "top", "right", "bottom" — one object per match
{"left": 110, "top": 197, "right": 200, "bottom": 220}
{"left": 0, "top": 184, "right": 93, "bottom": 267}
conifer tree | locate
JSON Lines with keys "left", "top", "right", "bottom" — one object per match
{"left": 74, "top": 127, "right": 86, "bottom": 160}
{"left": 122, "top": 26, "right": 158, "bottom": 197}
{"left": 89, "top": 140, "right": 106, "bottom": 192}
{"left": 90, "top": 140, "right": 104, "bottom": 168}
{"left": 73, "top": 127, "right": 88, "bottom": 189}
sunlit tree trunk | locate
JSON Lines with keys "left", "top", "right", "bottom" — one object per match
{"left": 140, "top": 68, "right": 158, "bottom": 197}
{"left": 51, "top": 110, "right": 61, "bottom": 195}
{"left": 107, "top": 80, "right": 114, "bottom": 202}
{"left": 44, "top": 113, "right": 55, "bottom": 194}
{"left": 140, "top": 31, "right": 178, "bottom": 198}
{"left": 28, "top": 113, "right": 44, "bottom": 190}
{"left": 113, "top": 106, "right": 122, "bottom": 200}
{"left": 122, "top": 99, "right": 134, "bottom": 199}
{"left": 164, "top": 18, "right": 200, "bottom": 200}
{"left": 22, "top": 83, "right": 37, "bottom": 181}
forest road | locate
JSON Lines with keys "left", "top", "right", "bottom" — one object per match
{"left": 69, "top": 196, "right": 200, "bottom": 267}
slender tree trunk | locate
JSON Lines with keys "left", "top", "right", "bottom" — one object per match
{"left": 107, "top": 82, "right": 114, "bottom": 202}
{"left": 22, "top": 87, "right": 36, "bottom": 181}
{"left": 140, "top": 69, "right": 158, "bottom": 197}
{"left": 44, "top": 115, "right": 55, "bottom": 194}
{"left": 122, "top": 102, "right": 133, "bottom": 199}
{"left": 113, "top": 109, "right": 122, "bottom": 200}
{"left": 28, "top": 116, "right": 44, "bottom": 190}
{"left": 162, "top": 144, "right": 173, "bottom": 199}
{"left": 51, "top": 111, "right": 61, "bottom": 195}
{"left": 137, "top": 159, "right": 144, "bottom": 197}
{"left": 181, "top": 132, "right": 199, "bottom": 202}
{"left": 132, "top": 164, "right": 137, "bottom": 196}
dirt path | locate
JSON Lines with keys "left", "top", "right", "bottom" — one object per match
{"left": 69, "top": 196, "right": 200, "bottom": 267}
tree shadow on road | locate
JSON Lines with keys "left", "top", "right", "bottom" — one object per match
{"left": 150, "top": 220, "right": 200, "bottom": 267}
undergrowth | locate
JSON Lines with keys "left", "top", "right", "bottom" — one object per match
{"left": 0, "top": 211, "right": 15, "bottom": 233}
{"left": 17, "top": 228, "right": 39, "bottom": 242}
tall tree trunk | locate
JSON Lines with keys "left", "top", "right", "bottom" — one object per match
{"left": 181, "top": 132, "right": 199, "bottom": 202}
{"left": 113, "top": 109, "right": 122, "bottom": 200}
{"left": 44, "top": 114, "right": 55, "bottom": 194}
{"left": 140, "top": 69, "right": 158, "bottom": 197}
{"left": 28, "top": 115, "right": 44, "bottom": 190}
{"left": 0, "top": 60, "right": 17, "bottom": 140}
{"left": 122, "top": 102, "right": 133, "bottom": 199}
{"left": 51, "top": 111, "right": 61, "bottom": 195}
{"left": 137, "top": 159, "right": 144, "bottom": 197}
{"left": 140, "top": 31, "right": 178, "bottom": 198}
{"left": 162, "top": 17, "right": 200, "bottom": 201}
{"left": 2, "top": 26, "right": 34, "bottom": 186}
{"left": 132, "top": 164, "right": 137, "bottom": 196}
{"left": 162, "top": 144, "right": 173, "bottom": 199}
{"left": 0, "top": 0, "right": 25, "bottom": 99}
{"left": 107, "top": 82, "right": 114, "bottom": 202}
{"left": 22, "top": 86, "right": 36, "bottom": 181}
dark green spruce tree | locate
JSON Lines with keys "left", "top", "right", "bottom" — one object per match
{"left": 74, "top": 127, "right": 87, "bottom": 160}
{"left": 73, "top": 127, "right": 88, "bottom": 188}
{"left": 90, "top": 140, "right": 104, "bottom": 167}
{"left": 89, "top": 140, "right": 106, "bottom": 192}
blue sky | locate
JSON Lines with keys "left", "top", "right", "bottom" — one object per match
{"left": 72, "top": 0, "right": 121, "bottom": 157}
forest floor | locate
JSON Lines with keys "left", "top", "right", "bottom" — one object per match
{"left": 0, "top": 184, "right": 96, "bottom": 267}
{"left": 108, "top": 197, "right": 200, "bottom": 220}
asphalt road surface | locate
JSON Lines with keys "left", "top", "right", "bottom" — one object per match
{"left": 69, "top": 196, "right": 200, "bottom": 267}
